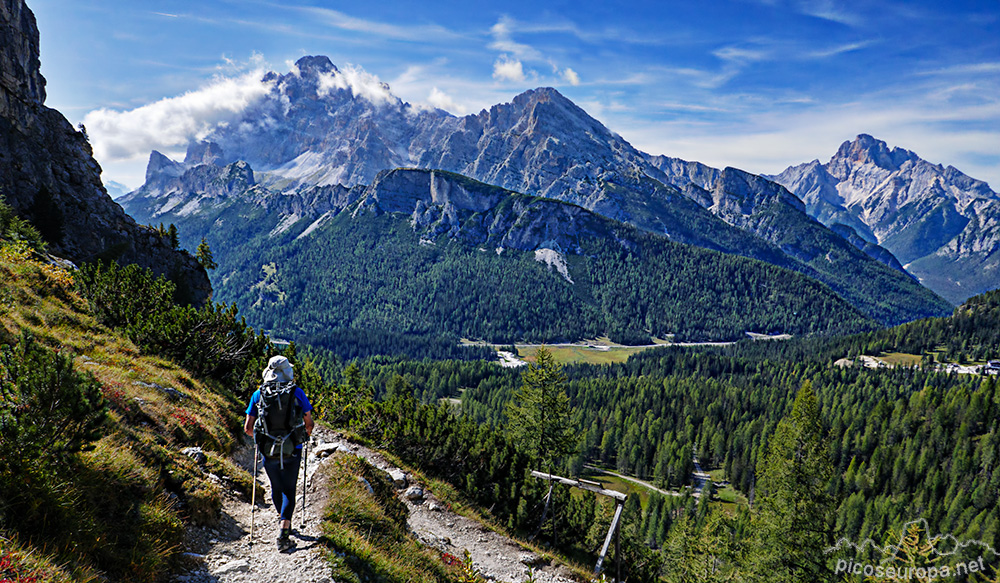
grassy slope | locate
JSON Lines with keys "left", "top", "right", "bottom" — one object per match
{"left": 0, "top": 245, "right": 252, "bottom": 582}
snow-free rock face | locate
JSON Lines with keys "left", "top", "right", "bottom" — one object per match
{"left": 0, "top": 0, "right": 210, "bottom": 304}
{"left": 773, "top": 135, "right": 1000, "bottom": 303}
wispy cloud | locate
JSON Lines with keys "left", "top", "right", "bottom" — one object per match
{"left": 712, "top": 45, "right": 772, "bottom": 64}
{"left": 918, "top": 62, "right": 1000, "bottom": 76}
{"left": 796, "top": 0, "right": 863, "bottom": 26}
{"left": 489, "top": 16, "right": 543, "bottom": 61}
{"left": 426, "top": 87, "right": 466, "bottom": 114}
{"left": 315, "top": 65, "right": 398, "bottom": 107}
{"left": 273, "top": 4, "right": 463, "bottom": 43}
{"left": 806, "top": 40, "right": 876, "bottom": 59}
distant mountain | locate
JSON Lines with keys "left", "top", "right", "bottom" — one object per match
{"left": 102, "top": 179, "right": 131, "bottom": 199}
{"left": 772, "top": 135, "right": 1000, "bottom": 304}
{"left": 121, "top": 162, "right": 880, "bottom": 355}
{"left": 0, "top": 0, "right": 209, "bottom": 303}
{"left": 126, "top": 56, "right": 949, "bottom": 327}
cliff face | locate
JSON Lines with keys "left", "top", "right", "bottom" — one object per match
{"left": 0, "top": 0, "right": 210, "bottom": 304}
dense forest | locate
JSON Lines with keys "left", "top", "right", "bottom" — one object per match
{"left": 315, "top": 290, "right": 1000, "bottom": 581}
{"left": 205, "top": 205, "right": 877, "bottom": 350}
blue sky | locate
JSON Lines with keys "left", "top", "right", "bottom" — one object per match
{"left": 30, "top": 0, "right": 1000, "bottom": 190}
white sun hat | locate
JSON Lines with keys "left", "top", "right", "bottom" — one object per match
{"left": 262, "top": 355, "right": 295, "bottom": 383}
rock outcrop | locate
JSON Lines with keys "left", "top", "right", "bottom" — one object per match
{"left": 0, "top": 0, "right": 210, "bottom": 304}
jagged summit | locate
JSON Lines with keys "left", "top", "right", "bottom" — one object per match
{"left": 773, "top": 135, "right": 1000, "bottom": 303}
{"left": 293, "top": 54, "right": 337, "bottom": 75}
{"left": 833, "top": 134, "right": 919, "bottom": 172}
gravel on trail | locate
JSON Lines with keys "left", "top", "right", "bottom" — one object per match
{"left": 170, "top": 427, "right": 579, "bottom": 583}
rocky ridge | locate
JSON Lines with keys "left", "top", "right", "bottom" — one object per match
{"left": 0, "top": 0, "right": 210, "bottom": 304}
{"left": 772, "top": 134, "right": 1000, "bottom": 303}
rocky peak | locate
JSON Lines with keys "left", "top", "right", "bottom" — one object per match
{"left": 294, "top": 55, "right": 338, "bottom": 76}
{"left": 832, "top": 134, "right": 918, "bottom": 172}
{"left": 713, "top": 167, "right": 805, "bottom": 214}
{"left": 146, "top": 150, "right": 184, "bottom": 181}
{"left": 221, "top": 160, "right": 255, "bottom": 190}
{"left": 506, "top": 87, "right": 610, "bottom": 138}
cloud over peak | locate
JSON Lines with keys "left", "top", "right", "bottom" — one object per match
{"left": 83, "top": 68, "right": 274, "bottom": 163}
{"left": 315, "top": 65, "right": 398, "bottom": 107}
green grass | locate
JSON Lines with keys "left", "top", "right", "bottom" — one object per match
{"left": 707, "top": 469, "right": 748, "bottom": 515}
{"left": 517, "top": 344, "right": 666, "bottom": 366}
{"left": 876, "top": 352, "right": 924, "bottom": 366}
{"left": 320, "top": 454, "right": 457, "bottom": 583}
{"left": 0, "top": 244, "right": 251, "bottom": 581}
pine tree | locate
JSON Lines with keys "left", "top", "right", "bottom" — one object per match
{"left": 750, "top": 380, "right": 835, "bottom": 582}
{"left": 504, "top": 346, "right": 577, "bottom": 469}
{"left": 167, "top": 223, "right": 179, "bottom": 250}
{"left": 196, "top": 237, "right": 217, "bottom": 270}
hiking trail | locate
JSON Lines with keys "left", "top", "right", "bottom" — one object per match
{"left": 170, "top": 426, "right": 577, "bottom": 583}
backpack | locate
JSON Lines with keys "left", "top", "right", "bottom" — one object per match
{"left": 253, "top": 381, "right": 307, "bottom": 465}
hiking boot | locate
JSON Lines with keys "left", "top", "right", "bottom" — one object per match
{"left": 277, "top": 528, "right": 295, "bottom": 552}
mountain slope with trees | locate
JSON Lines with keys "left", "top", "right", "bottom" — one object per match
{"left": 123, "top": 166, "right": 879, "bottom": 358}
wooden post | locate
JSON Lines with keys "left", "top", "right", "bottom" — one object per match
{"left": 615, "top": 505, "right": 621, "bottom": 583}
{"left": 595, "top": 498, "right": 624, "bottom": 574}
{"left": 530, "top": 470, "right": 627, "bottom": 578}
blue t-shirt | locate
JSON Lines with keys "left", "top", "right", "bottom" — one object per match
{"left": 246, "top": 386, "right": 313, "bottom": 449}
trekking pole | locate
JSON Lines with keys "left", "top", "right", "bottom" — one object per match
{"left": 300, "top": 438, "right": 309, "bottom": 529}
{"left": 249, "top": 443, "right": 259, "bottom": 549}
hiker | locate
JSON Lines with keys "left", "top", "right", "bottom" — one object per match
{"left": 244, "top": 355, "right": 315, "bottom": 551}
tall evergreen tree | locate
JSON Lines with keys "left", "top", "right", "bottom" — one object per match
{"left": 504, "top": 346, "right": 577, "bottom": 470}
{"left": 167, "top": 223, "right": 179, "bottom": 250}
{"left": 750, "top": 380, "right": 835, "bottom": 582}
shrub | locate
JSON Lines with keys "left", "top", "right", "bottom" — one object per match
{"left": 0, "top": 331, "right": 106, "bottom": 469}
{"left": 75, "top": 260, "right": 270, "bottom": 386}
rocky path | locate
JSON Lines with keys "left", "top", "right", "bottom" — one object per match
{"left": 171, "top": 427, "right": 578, "bottom": 583}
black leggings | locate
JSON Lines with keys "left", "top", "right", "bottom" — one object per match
{"left": 262, "top": 452, "right": 301, "bottom": 521}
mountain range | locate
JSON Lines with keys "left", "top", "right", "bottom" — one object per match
{"left": 120, "top": 56, "right": 974, "bottom": 349}
{"left": 772, "top": 134, "right": 1000, "bottom": 304}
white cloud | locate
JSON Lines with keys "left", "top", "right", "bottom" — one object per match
{"left": 712, "top": 45, "right": 772, "bottom": 64}
{"left": 493, "top": 56, "right": 526, "bottom": 83}
{"left": 562, "top": 68, "right": 580, "bottom": 86}
{"left": 83, "top": 68, "right": 274, "bottom": 163}
{"left": 797, "top": 0, "right": 863, "bottom": 26}
{"left": 806, "top": 40, "right": 875, "bottom": 59}
{"left": 426, "top": 87, "right": 466, "bottom": 115}
{"left": 316, "top": 65, "right": 398, "bottom": 106}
